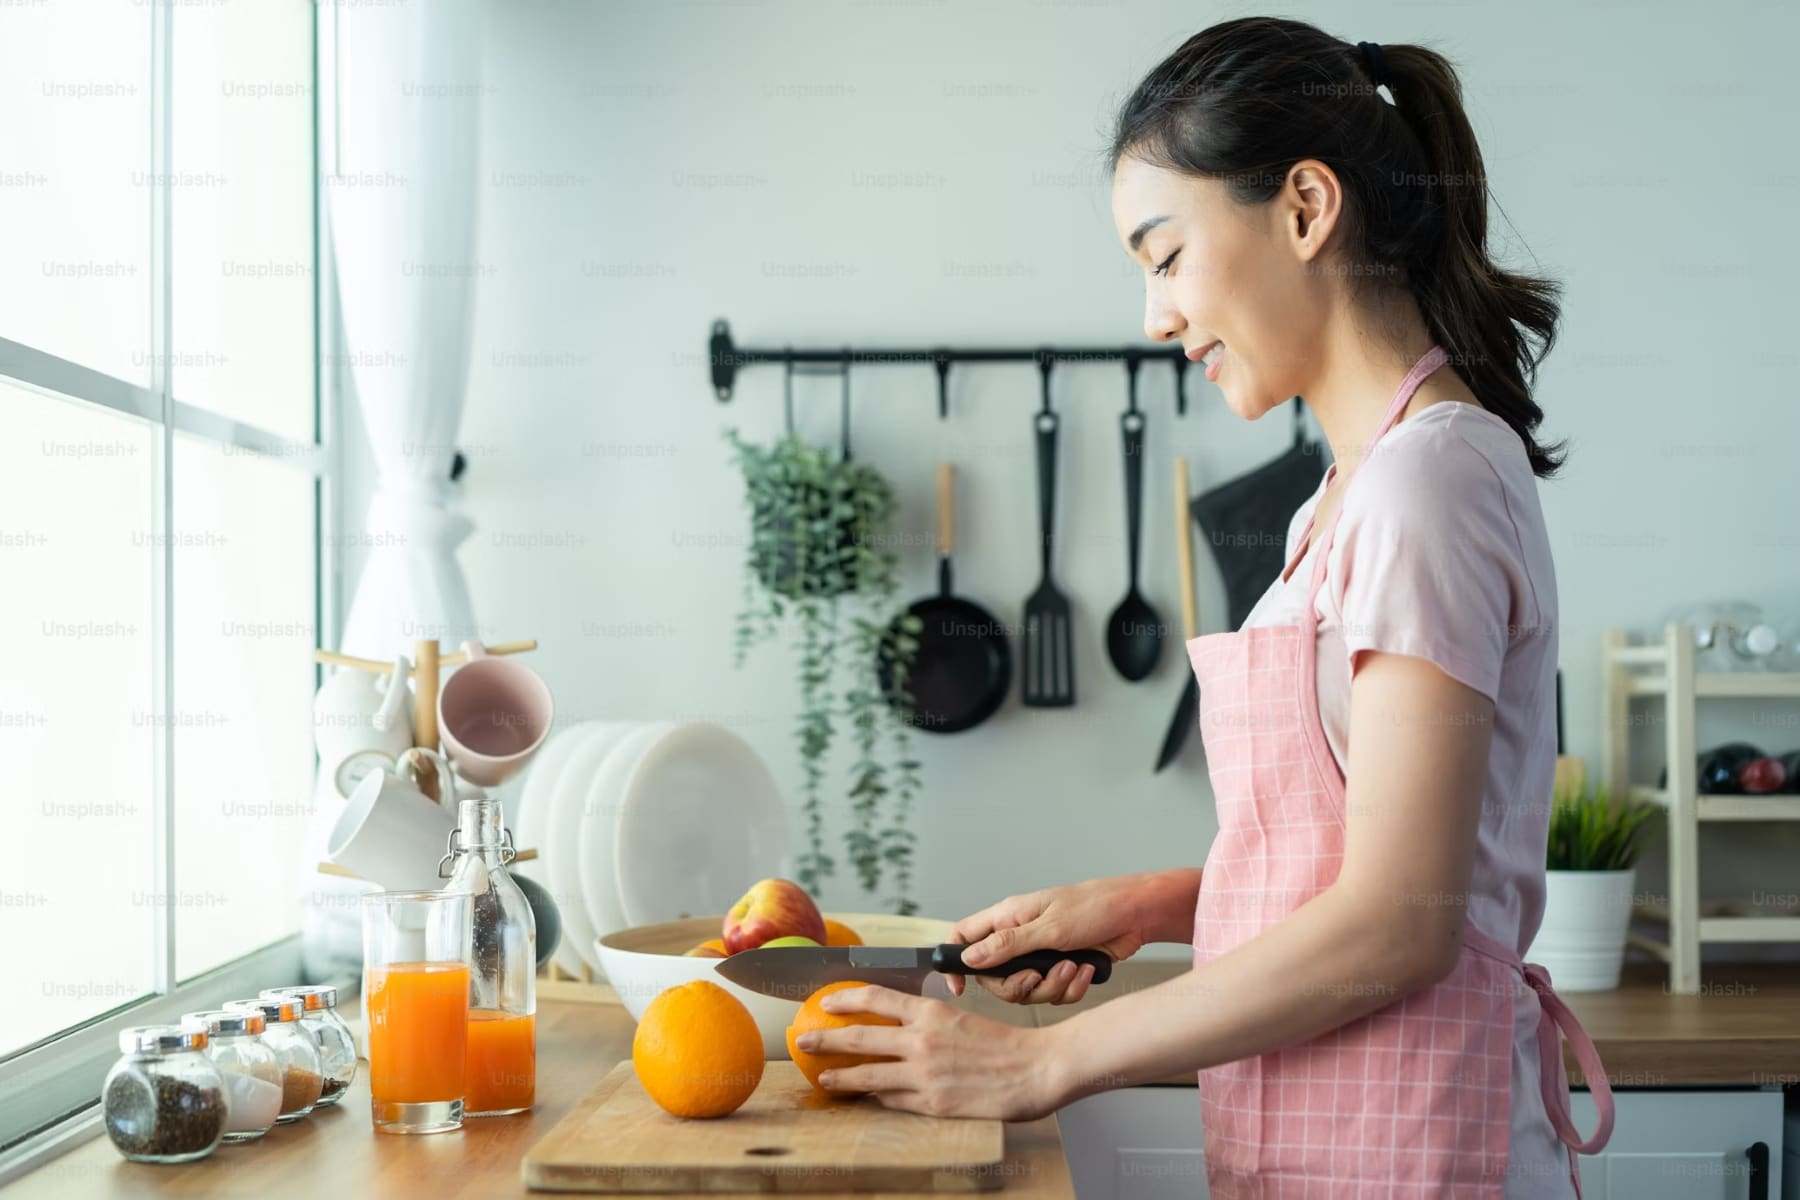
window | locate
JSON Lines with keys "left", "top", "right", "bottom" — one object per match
{"left": 0, "top": 0, "right": 326, "bottom": 1158}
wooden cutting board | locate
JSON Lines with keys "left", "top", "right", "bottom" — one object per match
{"left": 523, "top": 1061, "right": 1006, "bottom": 1193}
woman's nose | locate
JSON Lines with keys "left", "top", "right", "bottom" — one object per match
{"left": 1145, "top": 292, "right": 1184, "bottom": 344}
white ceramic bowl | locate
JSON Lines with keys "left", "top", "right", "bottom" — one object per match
{"left": 594, "top": 911, "right": 955, "bottom": 1060}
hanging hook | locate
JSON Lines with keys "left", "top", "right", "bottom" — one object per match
{"left": 1037, "top": 350, "right": 1055, "bottom": 418}
{"left": 783, "top": 350, "right": 795, "bottom": 435}
{"left": 933, "top": 350, "right": 951, "bottom": 420}
{"left": 840, "top": 347, "right": 853, "bottom": 462}
{"left": 1172, "top": 353, "right": 1190, "bottom": 417}
{"left": 1123, "top": 351, "right": 1142, "bottom": 415}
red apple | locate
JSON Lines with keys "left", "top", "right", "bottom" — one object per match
{"left": 722, "top": 878, "right": 826, "bottom": 954}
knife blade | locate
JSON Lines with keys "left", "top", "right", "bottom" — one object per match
{"left": 713, "top": 944, "right": 1113, "bottom": 1002}
{"left": 1154, "top": 677, "right": 1199, "bottom": 772}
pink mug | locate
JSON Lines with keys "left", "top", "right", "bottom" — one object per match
{"left": 437, "top": 641, "right": 554, "bottom": 786}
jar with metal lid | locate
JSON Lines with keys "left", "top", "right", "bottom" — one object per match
{"left": 224, "top": 996, "right": 323, "bottom": 1122}
{"left": 103, "top": 1025, "right": 227, "bottom": 1163}
{"left": 260, "top": 985, "right": 356, "bottom": 1105}
{"left": 182, "top": 1009, "right": 283, "bottom": 1141}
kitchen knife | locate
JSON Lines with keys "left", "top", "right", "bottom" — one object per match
{"left": 1155, "top": 457, "right": 1201, "bottom": 772}
{"left": 714, "top": 944, "right": 1113, "bottom": 1001}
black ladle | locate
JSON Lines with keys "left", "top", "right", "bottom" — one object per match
{"left": 1106, "top": 355, "right": 1164, "bottom": 681}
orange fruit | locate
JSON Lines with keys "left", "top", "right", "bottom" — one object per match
{"left": 682, "top": 938, "right": 728, "bottom": 958}
{"left": 821, "top": 919, "right": 863, "bottom": 947}
{"left": 632, "top": 980, "right": 765, "bottom": 1118}
{"left": 785, "top": 980, "right": 897, "bottom": 1095}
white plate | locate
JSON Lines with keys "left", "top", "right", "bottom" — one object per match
{"left": 511, "top": 723, "right": 602, "bottom": 976}
{"left": 612, "top": 722, "right": 787, "bottom": 928}
{"left": 543, "top": 722, "right": 638, "bottom": 976}
{"left": 576, "top": 723, "right": 671, "bottom": 952}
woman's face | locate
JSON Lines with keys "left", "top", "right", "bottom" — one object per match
{"left": 1111, "top": 154, "right": 1333, "bottom": 421}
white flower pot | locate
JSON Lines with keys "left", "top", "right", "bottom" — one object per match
{"left": 1530, "top": 868, "right": 1635, "bottom": 992}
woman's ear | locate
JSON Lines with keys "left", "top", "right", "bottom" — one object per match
{"left": 1282, "top": 159, "right": 1344, "bottom": 265}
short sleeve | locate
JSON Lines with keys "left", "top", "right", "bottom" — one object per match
{"left": 1322, "top": 430, "right": 1536, "bottom": 705}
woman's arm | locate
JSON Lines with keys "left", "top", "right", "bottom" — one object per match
{"left": 1045, "top": 650, "right": 1495, "bottom": 1103}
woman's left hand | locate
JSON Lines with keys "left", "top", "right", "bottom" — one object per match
{"left": 792, "top": 985, "right": 1067, "bottom": 1120}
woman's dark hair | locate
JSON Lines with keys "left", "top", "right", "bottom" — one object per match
{"left": 1109, "top": 17, "right": 1566, "bottom": 477}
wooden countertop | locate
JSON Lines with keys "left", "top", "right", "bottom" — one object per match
{"left": 17, "top": 959, "right": 1800, "bottom": 1198}
{"left": 9, "top": 985, "right": 1070, "bottom": 1200}
{"left": 1029, "top": 959, "right": 1800, "bottom": 1088}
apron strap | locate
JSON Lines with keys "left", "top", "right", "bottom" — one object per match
{"left": 1302, "top": 345, "right": 1449, "bottom": 609}
{"left": 1522, "top": 962, "right": 1617, "bottom": 1155}
{"left": 1463, "top": 924, "right": 1616, "bottom": 1198}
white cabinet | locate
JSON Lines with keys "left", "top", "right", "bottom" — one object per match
{"left": 1056, "top": 1087, "right": 1209, "bottom": 1200}
{"left": 1056, "top": 1087, "right": 1783, "bottom": 1200}
{"left": 1571, "top": 1090, "right": 1782, "bottom": 1200}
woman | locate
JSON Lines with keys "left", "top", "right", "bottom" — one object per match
{"left": 800, "top": 17, "right": 1614, "bottom": 1198}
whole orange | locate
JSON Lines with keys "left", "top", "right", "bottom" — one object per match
{"left": 632, "top": 980, "right": 765, "bottom": 1118}
{"left": 821, "top": 919, "right": 863, "bottom": 947}
{"left": 785, "top": 980, "right": 898, "bottom": 1095}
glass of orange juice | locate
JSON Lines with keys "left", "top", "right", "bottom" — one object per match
{"left": 362, "top": 890, "right": 473, "bottom": 1134}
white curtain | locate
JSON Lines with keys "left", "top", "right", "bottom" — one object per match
{"left": 303, "top": 0, "right": 483, "bottom": 981}
{"left": 331, "top": 0, "right": 483, "bottom": 660}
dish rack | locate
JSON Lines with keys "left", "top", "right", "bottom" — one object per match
{"left": 1601, "top": 624, "right": 1800, "bottom": 994}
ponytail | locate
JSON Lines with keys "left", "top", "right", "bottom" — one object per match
{"left": 1110, "top": 18, "right": 1567, "bottom": 477}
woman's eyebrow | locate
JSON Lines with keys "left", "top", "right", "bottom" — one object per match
{"left": 1128, "top": 215, "right": 1171, "bottom": 252}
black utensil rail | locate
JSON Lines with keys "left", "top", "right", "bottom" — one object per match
{"left": 707, "top": 318, "right": 1203, "bottom": 417}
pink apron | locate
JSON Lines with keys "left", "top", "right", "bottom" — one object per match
{"left": 1186, "top": 345, "right": 1615, "bottom": 1198}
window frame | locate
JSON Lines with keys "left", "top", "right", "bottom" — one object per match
{"left": 0, "top": 0, "right": 338, "bottom": 1171}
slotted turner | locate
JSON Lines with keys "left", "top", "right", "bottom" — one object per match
{"left": 1023, "top": 356, "right": 1074, "bottom": 707}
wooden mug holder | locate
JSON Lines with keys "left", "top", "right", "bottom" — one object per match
{"left": 312, "top": 636, "right": 542, "bottom": 880}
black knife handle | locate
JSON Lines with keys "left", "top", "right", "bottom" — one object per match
{"left": 931, "top": 944, "right": 1112, "bottom": 986}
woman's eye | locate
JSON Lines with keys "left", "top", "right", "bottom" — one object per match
{"left": 1152, "top": 249, "right": 1180, "bottom": 277}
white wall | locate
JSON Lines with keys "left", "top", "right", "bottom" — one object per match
{"left": 346, "top": 0, "right": 1800, "bottom": 932}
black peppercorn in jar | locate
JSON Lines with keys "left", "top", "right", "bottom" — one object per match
{"left": 103, "top": 1025, "right": 227, "bottom": 1164}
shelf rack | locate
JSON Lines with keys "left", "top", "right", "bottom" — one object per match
{"left": 1601, "top": 623, "right": 1800, "bottom": 994}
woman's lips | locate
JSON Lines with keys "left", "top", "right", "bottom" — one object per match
{"left": 1188, "top": 340, "right": 1225, "bottom": 382}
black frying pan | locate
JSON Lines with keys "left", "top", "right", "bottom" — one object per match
{"left": 879, "top": 463, "right": 1011, "bottom": 734}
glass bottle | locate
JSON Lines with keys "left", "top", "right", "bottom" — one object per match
{"left": 260, "top": 985, "right": 357, "bottom": 1106}
{"left": 224, "top": 996, "right": 323, "bottom": 1122}
{"left": 439, "top": 794, "right": 536, "bottom": 1116}
{"left": 103, "top": 1025, "right": 227, "bottom": 1163}
{"left": 182, "top": 1009, "right": 282, "bottom": 1142}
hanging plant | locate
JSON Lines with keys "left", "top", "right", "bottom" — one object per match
{"left": 726, "top": 428, "right": 922, "bottom": 914}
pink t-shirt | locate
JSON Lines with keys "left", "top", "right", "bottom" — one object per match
{"left": 1239, "top": 399, "right": 1571, "bottom": 1198}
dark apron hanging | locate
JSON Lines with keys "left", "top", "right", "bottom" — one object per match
{"left": 1190, "top": 398, "right": 1327, "bottom": 632}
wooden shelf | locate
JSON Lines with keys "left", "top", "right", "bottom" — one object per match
{"left": 1604, "top": 624, "right": 1800, "bottom": 994}
{"left": 1629, "top": 784, "right": 1800, "bottom": 821}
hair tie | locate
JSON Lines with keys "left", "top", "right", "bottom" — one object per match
{"left": 1356, "top": 40, "right": 1390, "bottom": 89}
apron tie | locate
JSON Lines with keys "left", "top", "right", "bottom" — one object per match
{"left": 1522, "top": 962, "right": 1616, "bottom": 1155}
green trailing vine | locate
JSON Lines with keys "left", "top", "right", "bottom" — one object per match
{"left": 727, "top": 428, "right": 921, "bottom": 913}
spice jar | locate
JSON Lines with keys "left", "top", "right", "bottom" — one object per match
{"left": 183, "top": 1009, "right": 282, "bottom": 1142}
{"left": 260, "top": 985, "right": 356, "bottom": 1106}
{"left": 103, "top": 1025, "right": 227, "bottom": 1163}
{"left": 225, "top": 997, "right": 323, "bottom": 1122}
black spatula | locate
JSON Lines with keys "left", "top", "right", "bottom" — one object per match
{"left": 1022, "top": 357, "right": 1074, "bottom": 707}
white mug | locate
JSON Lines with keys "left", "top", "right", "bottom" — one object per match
{"left": 325, "top": 768, "right": 455, "bottom": 892}
{"left": 314, "top": 656, "right": 413, "bottom": 775}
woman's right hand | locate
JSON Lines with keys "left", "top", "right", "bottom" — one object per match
{"left": 946, "top": 873, "right": 1183, "bottom": 1005}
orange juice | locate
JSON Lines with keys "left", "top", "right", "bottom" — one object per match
{"left": 367, "top": 962, "right": 470, "bottom": 1104}
{"left": 464, "top": 1010, "right": 535, "bottom": 1114}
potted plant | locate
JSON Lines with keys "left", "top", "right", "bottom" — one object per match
{"left": 1535, "top": 764, "right": 1656, "bottom": 991}
{"left": 727, "top": 429, "right": 921, "bottom": 915}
